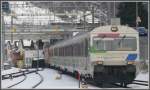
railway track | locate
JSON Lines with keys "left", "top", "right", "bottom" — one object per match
{"left": 109, "top": 83, "right": 131, "bottom": 88}
{"left": 7, "top": 72, "right": 27, "bottom": 88}
{"left": 110, "top": 80, "right": 149, "bottom": 88}
{"left": 132, "top": 80, "right": 148, "bottom": 86}
{"left": 2, "top": 69, "right": 43, "bottom": 80}
{"left": 133, "top": 80, "right": 148, "bottom": 83}
{"left": 82, "top": 78, "right": 130, "bottom": 88}
{"left": 3, "top": 68, "right": 44, "bottom": 89}
{"left": 32, "top": 71, "right": 44, "bottom": 88}
{"left": 80, "top": 78, "right": 148, "bottom": 88}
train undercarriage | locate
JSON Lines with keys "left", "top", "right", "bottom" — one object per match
{"left": 93, "top": 64, "right": 136, "bottom": 87}
{"left": 48, "top": 64, "right": 136, "bottom": 87}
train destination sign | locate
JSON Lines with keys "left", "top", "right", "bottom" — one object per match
{"left": 95, "top": 33, "right": 120, "bottom": 38}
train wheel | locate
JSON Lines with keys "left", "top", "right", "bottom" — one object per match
{"left": 120, "top": 81, "right": 128, "bottom": 87}
{"left": 95, "top": 81, "right": 103, "bottom": 87}
{"left": 122, "top": 82, "right": 127, "bottom": 88}
{"left": 120, "top": 82, "right": 123, "bottom": 87}
{"left": 124, "top": 83, "right": 127, "bottom": 88}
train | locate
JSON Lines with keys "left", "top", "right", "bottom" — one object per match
{"left": 44, "top": 25, "right": 139, "bottom": 87}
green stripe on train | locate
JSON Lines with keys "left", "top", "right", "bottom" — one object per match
{"left": 89, "top": 46, "right": 106, "bottom": 53}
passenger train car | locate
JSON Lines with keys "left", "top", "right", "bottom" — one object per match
{"left": 45, "top": 25, "right": 139, "bottom": 87}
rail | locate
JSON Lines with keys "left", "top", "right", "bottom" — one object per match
{"left": 7, "top": 72, "right": 27, "bottom": 88}
{"left": 32, "top": 71, "right": 44, "bottom": 88}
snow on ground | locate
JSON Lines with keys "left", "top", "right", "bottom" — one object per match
{"left": 127, "top": 84, "right": 148, "bottom": 89}
{"left": 127, "top": 72, "right": 149, "bottom": 89}
{"left": 1, "top": 68, "right": 41, "bottom": 89}
{"left": 2, "top": 76, "right": 24, "bottom": 88}
{"left": 1, "top": 67, "right": 37, "bottom": 75}
{"left": 36, "top": 69, "right": 79, "bottom": 89}
{"left": 135, "top": 72, "right": 149, "bottom": 81}
{"left": 2, "top": 67, "right": 21, "bottom": 75}
{"left": 10, "top": 73, "right": 41, "bottom": 89}
{"left": 1, "top": 68, "right": 149, "bottom": 89}
{"left": 1, "top": 68, "right": 99, "bottom": 89}
{"left": 36, "top": 68, "right": 99, "bottom": 89}
{"left": 2, "top": 70, "right": 42, "bottom": 89}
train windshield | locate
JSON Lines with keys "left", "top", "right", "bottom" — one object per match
{"left": 93, "top": 37, "right": 137, "bottom": 51}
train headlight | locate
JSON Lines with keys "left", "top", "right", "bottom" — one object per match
{"left": 127, "top": 61, "right": 135, "bottom": 64}
{"left": 111, "top": 26, "right": 118, "bottom": 32}
{"left": 96, "top": 61, "right": 103, "bottom": 64}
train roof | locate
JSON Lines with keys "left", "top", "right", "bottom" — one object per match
{"left": 50, "top": 32, "right": 89, "bottom": 48}
{"left": 91, "top": 25, "right": 138, "bottom": 34}
{"left": 50, "top": 25, "right": 138, "bottom": 48}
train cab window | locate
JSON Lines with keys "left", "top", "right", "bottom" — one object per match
{"left": 107, "top": 37, "right": 137, "bottom": 51}
{"left": 117, "top": 37, "right": 137, "bottom": 51}
{"left": 105, "top": 40, "right": 113, "bottom": 50}
{"left": 93, "top": 37, "right": 137, "bottom": 51}
{"left": 93, "top": 39, "right": 105, "bottom": 50}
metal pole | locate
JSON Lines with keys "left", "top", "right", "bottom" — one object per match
{"left": 37, "top": 42, "right": 40, "bottom": 68}
{"left": 1, "top": 14, "right": 5, "bottom": 70}
{"left": 114, "top": 2, "right": 116, "bottom": 18}
{"left": 37, "top": 40, "right": 39, "bottom": 70}
{"left": 92, "top": 6, "right": 94, "bottom": 24}
{"left": 79, "top": 71, "right": 80, "bottom": 88}
{"left": 11, "top": 13, "right": 13, "bottom": 43}
{"left": 83, "top": 10, "right": 86, "bottom": 32}
{"left": 136, "top": 2, "right": 138, "bottom": 28}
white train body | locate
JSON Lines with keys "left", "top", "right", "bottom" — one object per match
{"left": 47, "top": 25, "right": 139, "bottom": 84}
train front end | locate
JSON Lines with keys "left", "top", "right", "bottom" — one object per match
{"left": 89, "top": 25, "right": 139, "bottom": 86}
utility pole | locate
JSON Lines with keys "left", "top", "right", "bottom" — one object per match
{"left": 1, "top": 13, "right": 5, "bottom": 70}
{"left": 114, "top": 2, "right": 116, "bottom": 18}
{"left": 83, "top": 10, "right": 86, "bottom": 32}
{"left": 37, "top": 40, "right": 39, "bottom": 70}
{"left": 92, "top": 6, "right": 95, "bottom": 24}
{"left": 11, "top": 12, "right": 13, "bottom": 43}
